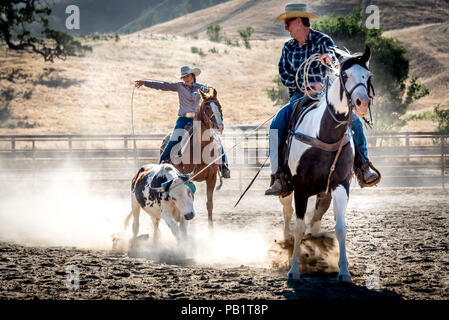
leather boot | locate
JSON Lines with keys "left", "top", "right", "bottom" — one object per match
{"left": 265, "top": 173, "right": 284, "bottom": 196}
{"left": 221, "top": 165, "right": 231, "bottom": 179}
{"left": 362, "top": 164, "right": 379, "bottom": 184}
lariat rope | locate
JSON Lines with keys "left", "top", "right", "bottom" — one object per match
{"left": 295, "top": 52, "right": 340, "bottom": 101}
{"left": 130, "top": 85, "right": 140, "bottom": 168}
{"left": 186, "top": 113, "right": 277, "bottom": 183}
{"left": 132, "top": 81, "right": 278, "bottom": 192}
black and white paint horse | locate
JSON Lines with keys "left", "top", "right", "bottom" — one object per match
{"left": 124, "top": 164, "right": 196, "bottom": 244}
{"left": 281, "top": 45, "right": 373, "bottom": 282}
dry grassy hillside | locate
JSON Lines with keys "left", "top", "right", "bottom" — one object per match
{"left": 383, "top": 22, "right": 449, "bottom": 131}
{"left": 0, "top": 34, "right": 285, "bottom": 135}
{"left": 1, "top": 0, "right": 448, "bottom": 135}
{"left": 145, "top": 0, "right": 449, "bottom": 39}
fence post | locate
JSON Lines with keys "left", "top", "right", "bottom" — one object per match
{"left": 11, "top": 137, "right": 15, "bottom": 152}
{"left": 32, "top": 139, "right": 36, "bottom": 161}
{"left": 68, "top": 136, "right": 72, "bottom": 153}
{"left": 239, "top": 163, "right": 242, "bottom": 195}
{"left": 244, "top": 136, "right": 248, "bottom": 166}
{"left": 442, "top": 135, "right": 446, "bottom": 190}
{"left": 405, "top": 133, "right": 410, "bottom": 166}
{"left": 124, "top": 136, "right": 128, "bottom": 164}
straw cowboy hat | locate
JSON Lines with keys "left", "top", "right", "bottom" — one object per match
{"left": 176, "top": 65, "right": 201, "bottom": 79}
{"left": 274, "top": 3, "right": 319, "bottom": 24}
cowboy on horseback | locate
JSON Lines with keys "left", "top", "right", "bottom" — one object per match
{"left": 265, "top": 3, "right": 379, "bottom": 196}
{"left": 135, "top": 66, "right": 230, "bottom": 179}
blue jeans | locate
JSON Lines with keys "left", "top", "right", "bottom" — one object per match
{"left": 159, "top": 116, "right": 193, "bottom": 164}
{"left": 269, "top": 92, "right": 305, "bottom": 173}
{"left": 159, "top": 117, "right": 229, "bottom": 169}
{"left": 351, "top": 114, "right": 369, "bottom": 163}
{"left": 268, "top": 93, "right": 370, "bottom": 173}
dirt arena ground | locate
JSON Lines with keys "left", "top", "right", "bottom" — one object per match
{"left": 0, "top": 183, "right": 448, "bottom": 300}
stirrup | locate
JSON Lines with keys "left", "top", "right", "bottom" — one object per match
{"left": 355, "top": 162, "right": 381, "bottom": 187}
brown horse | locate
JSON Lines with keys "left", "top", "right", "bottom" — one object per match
{"left": 161, "top": 88, "right": 224, "bottom": 228}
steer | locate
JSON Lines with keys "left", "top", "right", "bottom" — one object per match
{"left": 124, "top": 163, "right": 196, "bottom": 243}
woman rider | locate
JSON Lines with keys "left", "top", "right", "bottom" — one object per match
{"left": 135, "top": 65, "right": 230, "bottom": 178}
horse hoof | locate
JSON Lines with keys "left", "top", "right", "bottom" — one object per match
{"left": 338, "top": 274, "right": 352, "bottom": 283}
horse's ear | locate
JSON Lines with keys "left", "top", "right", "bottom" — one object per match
{"left": 213, "top": 88, "right": 217, "bottom": 98}
{"left": 199, "top": 89, "right": 206, "bottom": 100}
{"left": 361, "top": 45, "right": 372, "bottom": 64}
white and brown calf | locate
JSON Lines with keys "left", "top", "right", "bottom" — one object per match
{"left": 124, "top": 164, "right": 196, "bottom": 243}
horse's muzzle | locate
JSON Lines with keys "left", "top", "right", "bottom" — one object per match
{"left": 184, "top": 212, "right": 195, "bottom": 220}
{"left": 354, "top": 98, "right": 370, "bottom": 118}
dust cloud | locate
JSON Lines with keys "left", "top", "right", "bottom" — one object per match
{"left": 0, "top": 161, "right": 278, "bottom": 268}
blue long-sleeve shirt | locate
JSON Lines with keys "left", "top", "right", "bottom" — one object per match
{"left": 279, "top": 28, "right": 336, "bottom": 98}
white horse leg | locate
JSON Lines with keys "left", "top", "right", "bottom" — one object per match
{"left": 288, "top": 218, "right": 306, "bottom": 280}
{"left": 332, "top": 185, "right": 352, "bottom": 283}
{"left": 279, "top": 194, "right": 294, "bottom": 242}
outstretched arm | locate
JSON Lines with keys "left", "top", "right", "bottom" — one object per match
{"left": 134, "top": 80, "right": 179, "bottom": 91}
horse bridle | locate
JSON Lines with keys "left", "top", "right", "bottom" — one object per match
{"left": 325, "top": 58, "right": 375, "bottom": 128}
{"left": 201, "top": 97, "right": 223, "bottom": 129}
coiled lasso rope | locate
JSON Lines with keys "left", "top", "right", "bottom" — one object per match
{"left": 295, "top": 52, "right": 340, "bottom": 100}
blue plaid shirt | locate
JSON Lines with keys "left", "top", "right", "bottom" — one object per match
{"left": 279, "top": 29, "right": 336, "bottom": 98}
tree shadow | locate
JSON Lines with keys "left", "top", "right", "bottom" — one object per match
{"left": 0, "top": 68, "right": 30, "bottom": 83}
{"left": 0, "top": 88, "right": 37, "bottom": 128}
{"left": 281, "top": 275, "right": 404, "bottom": 300}
{"left": 0, "top": 106, "right": 12, "bottom": 122}
{"left": 32, "top": 67, "right": 85, "bottom": 88}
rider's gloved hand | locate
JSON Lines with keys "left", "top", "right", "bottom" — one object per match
{"left": 319, "top": 54, "right": 333, "bottom": 66}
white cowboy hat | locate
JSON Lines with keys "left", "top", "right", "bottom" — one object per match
{"left": 274, "top": 3, "right": 319, "bottom": 24}
{"left": 176, "top": 65, "right": 201, "bottom": 79}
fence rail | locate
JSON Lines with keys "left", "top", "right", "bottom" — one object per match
{"left": 0, "top": 130, "right": 447, "bottom": 189}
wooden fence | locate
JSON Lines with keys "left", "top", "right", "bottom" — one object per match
{"left": 0, "top": 130, "right": 447, "bottom": 189}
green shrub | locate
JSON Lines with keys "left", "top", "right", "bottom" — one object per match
{"left": 407, "top": 105, "right": 449, "bottom": 134}
{"left": 224, "top": 37, "right": 239, "bottom": 47}
{"left": 191, "top": 46, "right": 206, "bottom": 57}
{"left": 238, "top": 26, "right": 254, "bottom": 49}
{"left": 208, "top": 47, "right": 218, "bottom": 54}
{"left": 267, "top": 75, "right": 290, "bottom": 106}
{"left": 207, "top": 24, "right": 222, "bottom": 42}
{"left": 311, "top": 7, "right": 429, "bottom": 130}
{"left": 91, "top": 33, "right": 101, "bottom": 40}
